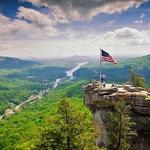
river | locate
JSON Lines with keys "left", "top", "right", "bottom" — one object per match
{"left": 54, "top": 62, "right": 88, "bottom": 89}
{"left": 53, "top": 78, "right": 61, "bottom": 89}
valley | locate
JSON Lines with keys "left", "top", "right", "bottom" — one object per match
{"left": 0, "top": 54, "right": 149, "bottom": 149}
{"left": 0, "top": 61, "right": 88, "bottom": 119}
{"left": 0, "top": 55, "right": 150, "bottom": 115}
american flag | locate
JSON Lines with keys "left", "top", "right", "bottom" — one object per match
{"left": 101, "top": 49, "right": 117, "bottom": 64}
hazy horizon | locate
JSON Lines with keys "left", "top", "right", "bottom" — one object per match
{"left": 0, "top": 53, "right": 148, "bottom": 61}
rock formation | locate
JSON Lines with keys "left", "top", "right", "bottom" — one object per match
{"left": 84, "top": 81, "right": 150, "bottom": 150}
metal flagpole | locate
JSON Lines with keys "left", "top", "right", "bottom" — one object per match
{"left": 100, "top": 48, "right": 102, "bottom": 83}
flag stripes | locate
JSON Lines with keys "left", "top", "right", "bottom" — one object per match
{"left": 101, "top": 49, "right": 117, "bottom": 64}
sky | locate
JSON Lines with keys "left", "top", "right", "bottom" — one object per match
{"left": 0, "top": 0, "right": 150, "bottom": 59}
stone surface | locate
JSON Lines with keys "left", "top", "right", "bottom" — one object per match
{"left": 84, "top": 81, "right": 150, "bottom": 150}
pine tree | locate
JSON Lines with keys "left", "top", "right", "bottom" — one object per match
{"left": 107, "top": 100, "right": 136, "bottom": 150}
{"left": 36, "top": 98, "right": 100, "bottom": 150}
{"left": 129, "top": 68, "right": 145, "bottom": 87}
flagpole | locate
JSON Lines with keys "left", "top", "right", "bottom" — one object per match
{"left": 100, "top": 48, "right": 102, "bottom": 83}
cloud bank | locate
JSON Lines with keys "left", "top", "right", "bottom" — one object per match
{"left": 22, "top": 0, "right": 149, "bottom": 22}
{"left": 1, "top": 27, "right": 150, "bottom": 58}
{"left": 103, "top": 27, "right": 150, "bottom": 46}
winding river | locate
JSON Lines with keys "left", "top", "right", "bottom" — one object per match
{"left": 54, "top": 62, "right": 88, "bottom": 88}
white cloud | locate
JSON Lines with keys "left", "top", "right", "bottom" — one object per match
{"left": 0, "top": 14, "right": 32, "bottom": 39}
{"left": 103, "top": 27, "right": 150, "bottom": 47}
{"left": 21, "top": 0, "right": 149, "bottom": 22}
{"left": 134, "top": 20, "right": 143, "bottom": 24}
{"left": 140, "top": 13, "right": 145, "bottom": 19}
{"left": 0, "top": 7, "right": 59, "bottom": 40}
{"left": 104, "top": 28, "right": 141, "bottom": 39}
{"left": 134, "top": 13, "right": 145, "bottom": 24}
{"left": 17, "top": 6, "right": 59, "bottom": 37}
{"left": 17, "top": 6, "right": 56, "bottom": 26}
{"left": 103, "top": 20, "right": 116, "bottom": 27}
{"left": 0, "top": 27, "right": 150, "bottom": 59}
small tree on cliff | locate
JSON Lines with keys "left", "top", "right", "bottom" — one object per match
{"left": 107, "top": 100, "right": 136, "bottom": 150}
{"left": 36, "top": 98, "right": 100, "bottom": 150}
{"left": 129, "top": 68, "right": 145, "bottom": 87}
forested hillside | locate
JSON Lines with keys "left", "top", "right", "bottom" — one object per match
{"left": 0, "top": 55, "right": 149, "bottom": 149}
{"left": 0, "top": 81, "right": 89, "bottom": 149}
{"left": 0, "top": 57, "right": 67, "bottom": 114}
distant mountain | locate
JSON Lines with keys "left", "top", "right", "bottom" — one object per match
{"left": 38, "top": 55, "right": 93, "bottom": 69}
{"left": 66, "top": 55, "right": 91, "bottom": 61}
{"left": 39, "top": 55, "right": 90, "bottom": 63}
{"left": 74, "top": 54, "right": 150, "bottom": 84}
{"left": 113, "top": 54, "right": 150, "bottom": 69}
{"left": 0, "top": 56, "right": 40, "bottom": 69}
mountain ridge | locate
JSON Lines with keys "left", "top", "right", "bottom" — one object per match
{"left": 0, "top": 56, "right": 40, "bottom": 69}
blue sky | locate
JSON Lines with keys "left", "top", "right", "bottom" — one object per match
{"left": 0, "top": 0, "right": 150, "bottom": 58}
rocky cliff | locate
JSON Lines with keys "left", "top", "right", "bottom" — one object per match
{"left": 84, "top": 81, "right": 150, "bottom": 150}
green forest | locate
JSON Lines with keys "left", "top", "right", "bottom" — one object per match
{"left": 0, "top": 81, "right": 94, "bottom": 149}
{"left": 0, "top": 55, "right": 149, "bottom": 149}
